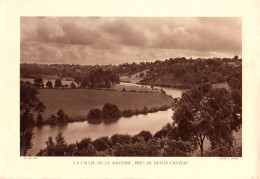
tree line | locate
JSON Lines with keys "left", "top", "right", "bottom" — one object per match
{"left": 21, "top": 81, "right": 241, "bottom": 156}
{"left": 21, "top": 57, "right": 241, "bottom": 90}
{"left": 140, "top": 57, "right": 242, "bottom": 89}
{"left": 22, "top": 68, "right": 120, "bottom": 89}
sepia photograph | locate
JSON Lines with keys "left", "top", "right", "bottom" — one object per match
{"left": 20, "top": 17, "right": 242, "bottom": 157}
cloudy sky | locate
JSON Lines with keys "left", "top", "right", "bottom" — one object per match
{"left": 21, "top": 17, "right": 241, "bottom": 65}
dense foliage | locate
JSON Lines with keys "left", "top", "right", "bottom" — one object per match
{"left": 22, "top": 57, "right": 242, "bottom": 157}
{"left": 20, "top": 83, "right": 45, "bottom": 155}
{"left": 21, "top": 57, "right": 241, "bottom": 89}
{"left": 36, "top": 130, "right": 196, "bottom": 156}
{"left": 140, "top": 57, "right": 241, "bottom": 88}
{"left": 172, "top": 83, "right": 242, "bottom": 156}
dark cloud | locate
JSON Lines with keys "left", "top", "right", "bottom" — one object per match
{"left": 21, "top": 17, "right": 242, "bottom": 65}
{"left": 101, "top": 19, "right": 147, "bottom": 47}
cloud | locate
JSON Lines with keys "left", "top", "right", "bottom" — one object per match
{"left": 20, "top": 17, "right": 242, "bottom": 65}
{"left": 101, "top": 19, "right": 148, "bottom": 47}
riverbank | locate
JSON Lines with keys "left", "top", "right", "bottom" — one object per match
{"left": 27, "top": 108, "right": 175, "bottom": 155}
{"left": 33, "top": 104, "right": 174, "bottom": 126}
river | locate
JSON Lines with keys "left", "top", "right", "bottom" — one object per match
{"left": 27, "top": 83, "right": 183, "bottom": 155}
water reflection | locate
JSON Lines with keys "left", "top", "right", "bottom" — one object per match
{"left": 27, "top": 84, "right": 183, "bottom": 156}
{"left": 87, "top": 117, "right": 120, "bottom": 125}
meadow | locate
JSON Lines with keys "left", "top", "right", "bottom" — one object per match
{"left": 38, "top": 89, "right": 173, "bottom": 120}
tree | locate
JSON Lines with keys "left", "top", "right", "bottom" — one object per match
{"left": 70, "top": 82, "right": 76, "bottom": 89}
{"left": 163, "top": 140, "right": 195, "bottom": 156}
{"left": 234, "top": 55, "right": 239, "bottom": 60}
{"left": 37, "top": 132, "right": 68, "bottom": 156}
{"left": 34, "top": 77, "right": 43, "bottom": 88}
{"left": 113, "top": 139, "right": 160, "bottom": 156}
{"left": 36, "top": 113, "right": 43, "bottom": 126}
{"left": 111, "top": 134, "right": 132, "bottom": 145}
{"left": 46, "top": 81, "right": 53, "bottom": 88}
{"left": 139, "top": 72, "right": 145, "bottom": 78}
{"left": 54, "top": 79, "right": 62, "bottom": 88}
{"left": 54, "top": 132, "right": 68, "bottom": 156}
{"left": 87, "top": 109, "right": 102, "bottom": 120}
{"left": 137, "top": 130, "right": 152, "bottom": 142}
{"left": 20, "top": 83, "right": 45, "bottom": 155}
{"left": 102, "top": 103, "right": 121, "bottom": 118}
{"left": 92, "top": 137, "right": 111, "bottom": 151}
{"left": 172, "top": 83, "right": 237, "bottom": 156}
{"left": 56, "top": 109, "right": 67, "bottom": 122}
{"left": 75, "top": 138, "right": 97, "bottom": 156}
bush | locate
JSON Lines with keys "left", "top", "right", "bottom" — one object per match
{"left": 46, "top": 115, "right": 57, "bottom": 124}
{"left": 87, "top": 109, "right": 102, "bottom": 120}
{"left": 137, "top": 131, "right": 152, "bottom": 142}
{"left": 92, "top": 137, "right": 112, "bottom": 151}
{"left": 113, "top": 139, "right": 160, "bottom": 156}
{"left": 37, "top": 132, "right": 68, "bottom": 156}
{"left": 76, "top": 138, "right": 92, "bottom": 151}
{"left": 141, "top": 106, "right": 148, "bottom": 114}
{"left": 153, "top": 123, "right": 179, "bottom": 140}
{"left": 163, "top": 140, "right": 195, "bottom": 156}
{"left": 56, "top": 109, "right": 68, "bottom": 122}
{"left": 111, "top": 134, "right": 132, "bottom": 145}
{"left": 75, "top": 144, "right": 97, "bottom": 156}
{"left": 121, "top": 109, "right": 134, "bottom": 117}
{"left": 102, "top": 103, "right": 121, "bottom": 118}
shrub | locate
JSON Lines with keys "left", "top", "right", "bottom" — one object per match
{"left": 141, "top": 106, "right": 148, "bottom": 114}
{"left": 137, "top": 130, "right": 152, "bottom": 142}
{"left": 36, "top": 113, "right": 43, "bottom": 126}
{"left": 132, "top": 135, "right": 145, "bottom": 143}
{"left": 76, "top": 138, "right": 92, "bottom": 151}
{"left": 92, "top": 137, "right": 112, "bottom": 151}
{"left": 121, "top": 109, "right": 134, "bottom": 117}
{"left": 153, "top": 123, "right": 179, "bottom": 140}
{"left": 56, "top": 109, "right": 68, "bottom": 122}
{"left": 163, "top": 140, "right": 195, "bottom": 156}
{"left": 87, "top": 109, "right": 102, "bottom": 120}
{"left": 113, "top": 139, "right": 160, "bottom": 156}
{"left": 111, "top": 134, "right": 132, "bottom": 145}
{"left": 75, "top": 144, "right": 97, "bottom": 156}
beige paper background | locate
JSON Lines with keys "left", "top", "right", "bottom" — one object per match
{"left": 0, "top": 0, "right": 259, "bottom": 178}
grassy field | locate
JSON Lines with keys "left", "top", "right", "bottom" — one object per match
{"left": 38, "top": 89, "right": 173, "bottom": 120}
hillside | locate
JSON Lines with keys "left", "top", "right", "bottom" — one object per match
{"left": 20, "top": 57, "right": 242, "bottom": 89}
{"left": 139, "top": 58, "right": 242, "bottom": 89}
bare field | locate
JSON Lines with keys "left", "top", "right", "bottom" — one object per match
{"left": 38, "top": 89, "right": 173, "bottom": 120}
{"left": 111, "top": 84, "right": 157, "bottom": 92}
{"left": 212, "top": 82, "right": 231, "bottom": 91}
{"left": 120, "top": 70, "right": 147, "bottom": 83}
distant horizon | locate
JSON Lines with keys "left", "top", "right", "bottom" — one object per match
{"left": 20, "top": 55, "right": 242, "bottom": 66}
{"left": 21, "top": 17, "right": 241, "bottom": 65}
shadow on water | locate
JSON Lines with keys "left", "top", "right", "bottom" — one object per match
{"left": 87, "top": 117, "right": 120, "bottom": 125}
{"left": 37, "top": 122, "right": 69, "bottom": 130}
{"left": 103, "top": 117, "right": 120, "bottom": 125}
{"left": 87, "top": 118, "right": 103, "bottom": 124}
